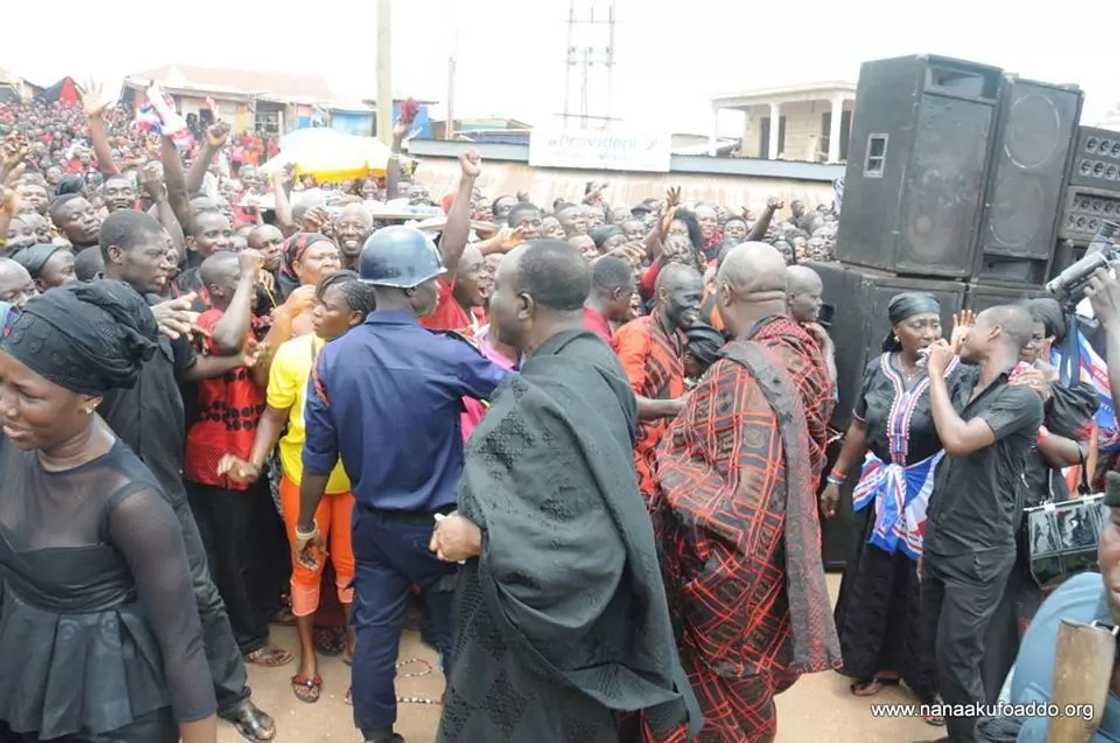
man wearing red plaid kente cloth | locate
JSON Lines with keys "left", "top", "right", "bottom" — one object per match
{"left": 644, "top": 243, "right": 841, "bottom": 743}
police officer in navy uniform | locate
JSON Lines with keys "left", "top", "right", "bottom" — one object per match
{"left": 295, "top": 225, "right": 511, "bottom": 743}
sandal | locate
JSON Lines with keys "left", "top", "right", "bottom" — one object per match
{"left": 921, "top": 696, "right": 947, "bottom": 727}
{"left": 246, "top": 645, "right": 295, "bottom": 668}
{"left": 850, "top": 678, "right": 883, "bottom": 697}
{"left": 313, "top": 626, "right": 346, "bottom": 656}
{"left": 291, "top": 673, "right": 323, "bottom": 703}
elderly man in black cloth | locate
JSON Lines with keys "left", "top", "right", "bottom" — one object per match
{"left": 429, "top": 239, "right": 700, "bottom": 743}
{"left": 920, "top": 304, "right": 1044, "bottom": 742}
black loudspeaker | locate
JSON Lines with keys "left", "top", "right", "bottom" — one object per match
{"left": 820, "top": 438, "right": 858, "bottom": 571}
{"left": 837, "top": 55, "right": 1003, "bottom": 279}
{"left": 1069, "top": 127, "right": 1120, "bottom": 189}
{"left": 1059, "top": 186, "right": 1120, "bottom": 247}
{"left": 965, "top": 281, "right": 1041, "bottom": 313}
{"left": 973, "top": 79, "right": 1082, "bottom": 285}
{"left": 1057, "top": 128, "right": 1120, "bottom": 249}
{"left": 811, "top": 263, "right": 966, "bottom": 434}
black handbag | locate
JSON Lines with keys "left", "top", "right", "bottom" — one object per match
{"left": 1026, "top": 447, "right": 1106, "bottom": 588}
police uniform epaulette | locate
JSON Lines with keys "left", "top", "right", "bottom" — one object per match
{"left": 429, "top": 328, "right": 484, "bottom": 356}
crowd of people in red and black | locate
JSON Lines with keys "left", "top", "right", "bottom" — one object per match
{"left": 1, "top": 83, "right": 1120, "bottom": 743}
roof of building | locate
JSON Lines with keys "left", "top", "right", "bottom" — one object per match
{"left": 713, "top": 81, "right": 857, "bottom": 108}
{"left": 127, "top": 64, "right": 337, "bottom": 105}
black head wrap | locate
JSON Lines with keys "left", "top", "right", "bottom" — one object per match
{"left": 55, "top": 175, "right": 84, "bottom": 197}
{"left": 685, "top": 324, "right": 726, "bottom": 370}
{"left": 1027, "top": 297, "right": 1067, "bottom": 344}
{"left": 10, "top": 243, "right": 64, "bottom": 279}
{"left": 1, "top": 279, "right": 158, "bottom": 395}
{"left": 590, "top": 224, "right": 623, "bottom": 250}
{"left": 882, "top": 292, "right": 941, "bottom": 352}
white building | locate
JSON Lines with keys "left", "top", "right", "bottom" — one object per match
{"left": 710, "top": 81, "right": 857, "bottom": 163}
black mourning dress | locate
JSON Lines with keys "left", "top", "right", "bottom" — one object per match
{"left": 832, "top": 353, "right": 969, "bottom": 699}
{"left": 0, "top": 437, "right": 215, "bottom": 742}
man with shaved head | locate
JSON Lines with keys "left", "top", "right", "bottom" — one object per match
{"left": 431, "top": 239, "right": 699, "bottom": 743}
{"left": 786, "top": 264, "right": 837, "bottom": 390}
{"left": 333, "top": 203, "right": 374, "bottom": 271}
{"left": 786, "top": 264, "right": 823, "bottom": 325}
{"left": 921, "top": 304, "right": 1043, "bottom": 741}
{"left": 720, "top": 242, "right": 835, "bottom": 477}
{"left": 611, "top": 261, "right": 703, "bottom": 501}
{"left": 645, "top": 240, "right": 841, "bottom": 742}
{"left": 0, "top": 257, "right": 38, "bottom": 309}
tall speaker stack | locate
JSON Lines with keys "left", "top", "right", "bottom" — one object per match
{"left": 829, "top": 54, "right": 1086, "bottom": 432}
{"left": 819, "top": 54, "right": 1090, "bottom": 568}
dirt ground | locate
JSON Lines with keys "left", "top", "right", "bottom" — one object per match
{"left": 220, "top": 575, "right": 939, "bottom": 743}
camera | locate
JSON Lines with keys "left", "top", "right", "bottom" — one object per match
{"left": 1046, "top": 220, "right": 1120, "bottom": 305}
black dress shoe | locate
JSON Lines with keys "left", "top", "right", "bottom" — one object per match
{"left": 363, "top": 728, "right": 404, "bottom": 743}
{"left": 221, "top": 699, "right": 276, "bottom": 742}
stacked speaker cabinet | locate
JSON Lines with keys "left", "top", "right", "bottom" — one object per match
{"left": 965, "top": 282, "right": 1040, "bottom": 313}
{"left": 1058, "top": 126, "right": 1120, "bottom": 248}
{"left": 974, "top": 78, "right": 1082, "bottom": 284}
{"left": 838, "top": 55, "right": 1003, "bottom": 278}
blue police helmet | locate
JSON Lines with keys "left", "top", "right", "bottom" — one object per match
{"left": 358, "top": 225, "right": 447, "bottom": 288}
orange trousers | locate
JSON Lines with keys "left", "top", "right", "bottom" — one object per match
{"left": 279, "top": 474, "right": 355, "bottom": 617}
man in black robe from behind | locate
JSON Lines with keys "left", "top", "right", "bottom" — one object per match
{"left": 429, "top": 239, "right": 701, "bottom": 743}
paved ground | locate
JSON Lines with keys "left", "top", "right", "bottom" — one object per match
{"left": 221, "top": 576, "right": 940, "bottom": 743}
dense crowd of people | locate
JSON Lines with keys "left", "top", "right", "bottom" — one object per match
{"left": 1, "top": 87, "right": 1120, "bottom": 743}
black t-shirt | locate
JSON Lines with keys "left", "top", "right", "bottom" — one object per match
{"left": 924, "top": 370, "right": 1044, "bottom": 557}
{"left": 97, "top": 295, "right": 198, "bottom": 507}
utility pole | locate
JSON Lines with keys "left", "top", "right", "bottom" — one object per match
{"left": 376, "top": 0, "right": 392, "bottom": 145}
{"left": 605, "top": 0, "right": 615, "bottom": 122}
{"left": 446, "top": 56, "right": 456, "bottom": 141}
{"left": 446, "top": 1, "right": 458, "bottom": 141}
{"left": 561, "top": 1, "right": 616, "bottom": 130}
{"left": 563, "top": 0, "right": 574, "bottom": 122}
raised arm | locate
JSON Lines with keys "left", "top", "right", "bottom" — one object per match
{"left": 140, "top": 161, "right": 186, "bottom": 261}
{"left": 83, "top": 92, "right": 121, "bottom": 176}
{"left": 441, "top": 150, "right": 481, "bottom": 279}
{"left": 187, "top": 122, "right": 230, "bottom": 197}
{"left": 0, "top": 184, "right": 18, "bottom": 249}
{"left": 252, "top": 286, "right": 315, "bottom": 387}
{"left": 926, "top": 341, "right": 997, "bottom": 457}
{"left": 210, "top": 251, "right": 262, "bottom": 354}
{"left": 643, "top": 186, "right": 681, "bottom": 260}
{"left": 744, "top": 197, "right": 783, "bottom": 243}
{"left": 161, "top": 135, "right": 191, "bottom": 229}
{"left": 270, "top": 167, "right": 296, "bottom": 235}
{"left": 87, "top": 131, "right": 116, "bottom": 172}
{"left": 384, "top": 119, "right": 408, "bottom": 201}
